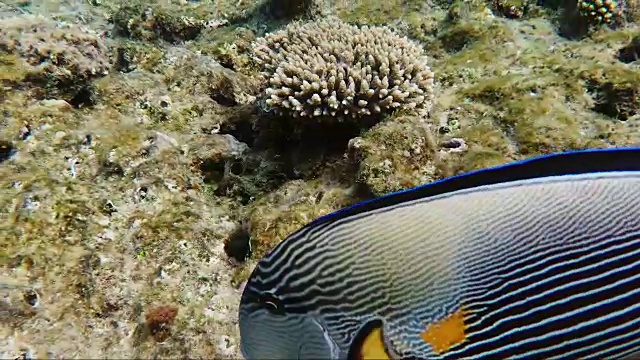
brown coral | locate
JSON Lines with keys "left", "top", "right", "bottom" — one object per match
{"left": 145, "top": 305, "right": 179, "bottom": 342}
{"left": 251, "top": 18, "right": 435, "bottom": 121}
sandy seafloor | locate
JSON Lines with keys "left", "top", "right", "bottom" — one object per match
{"left": 2, "top": 0, "right": 640, "bottom": 358}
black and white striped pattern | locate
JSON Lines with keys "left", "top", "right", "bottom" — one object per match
{"left": 241, "top": 171, "right": 640, "bottom": 359}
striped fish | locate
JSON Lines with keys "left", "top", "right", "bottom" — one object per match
{"left": 238, "top": 147, "right": 640, "bottom": 360}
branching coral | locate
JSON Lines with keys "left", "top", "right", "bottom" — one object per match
{"left": 251, "top": 18, "right": 435, "bottom": 121}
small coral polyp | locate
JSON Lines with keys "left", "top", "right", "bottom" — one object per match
{"left": 578, "top": 0, "right": 619, "bottom": 24}
{"left": 252, "top": 19, "right": 435, "bottom": 121}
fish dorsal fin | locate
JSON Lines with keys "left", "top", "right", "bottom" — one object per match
{"left": 312, "top": 147, "right": 640, "bottom": 225}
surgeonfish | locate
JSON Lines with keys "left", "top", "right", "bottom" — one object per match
{"left": 238, "top": 147, "right": 640, "bottom": 360}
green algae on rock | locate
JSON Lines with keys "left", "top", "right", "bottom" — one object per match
{"left": 192, "top": 26, "right": 257, "bottom": 73}
{"left": 111, "top": 41, "right": 165, "bottom": 73}
{"left": 617, "top": 34, "right": 640, "bottom": 63}
{"left": 5, "top": 0, "right": 640, "bottom": 358}
{"left": 244, "top": 179, "right": 357, "bottom": 260}
{"left": 581, "top": 63, "right": 640, "bottom": 121}
{"left": 349, "top": 115, "right": 441, "bottom": 196}
{"left": 0, "top": 88, "right": 247, "bottom": 358}
{"left": 0, "top": 24, "right": 263, "bottom": 358}
{"left": 0, "top": 54, "right": 29, "bottom": 90}
{"left": 0, "top": 14, "right": 110, "bottom": 103}
{"left": 112, "top": 2, "right": 229, "bottom": 43}
{"left": 335, "top": 0, "right": 426, "bottom": 25}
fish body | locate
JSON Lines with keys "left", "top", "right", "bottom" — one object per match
{"left": 238, "top": 147, "right": 640, "bottom": 360}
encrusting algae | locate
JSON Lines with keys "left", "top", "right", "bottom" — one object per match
{"left": 2, "top": 0, "right": 640, "bottom": 358}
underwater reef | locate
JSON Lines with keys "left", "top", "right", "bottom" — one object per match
{"left": 2, "top": 0, "right": 640, "bottom": 358}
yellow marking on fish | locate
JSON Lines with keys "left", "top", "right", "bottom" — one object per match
{"left": 358, "top": 326, "right": 391, "bottom": 360}
{"left": 420, "top": 308, "right": 468, "bottom": 354}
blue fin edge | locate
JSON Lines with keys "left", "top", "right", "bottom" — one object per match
{"left": 309, "top": 147, "right": 640, "bottom": 227}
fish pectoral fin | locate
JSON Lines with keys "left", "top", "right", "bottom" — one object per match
{"left": 360, "top": 327, "right": 392, "bottom": 360}
{"left": 347, "top": 320, "right": 393, "bottom": 360}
